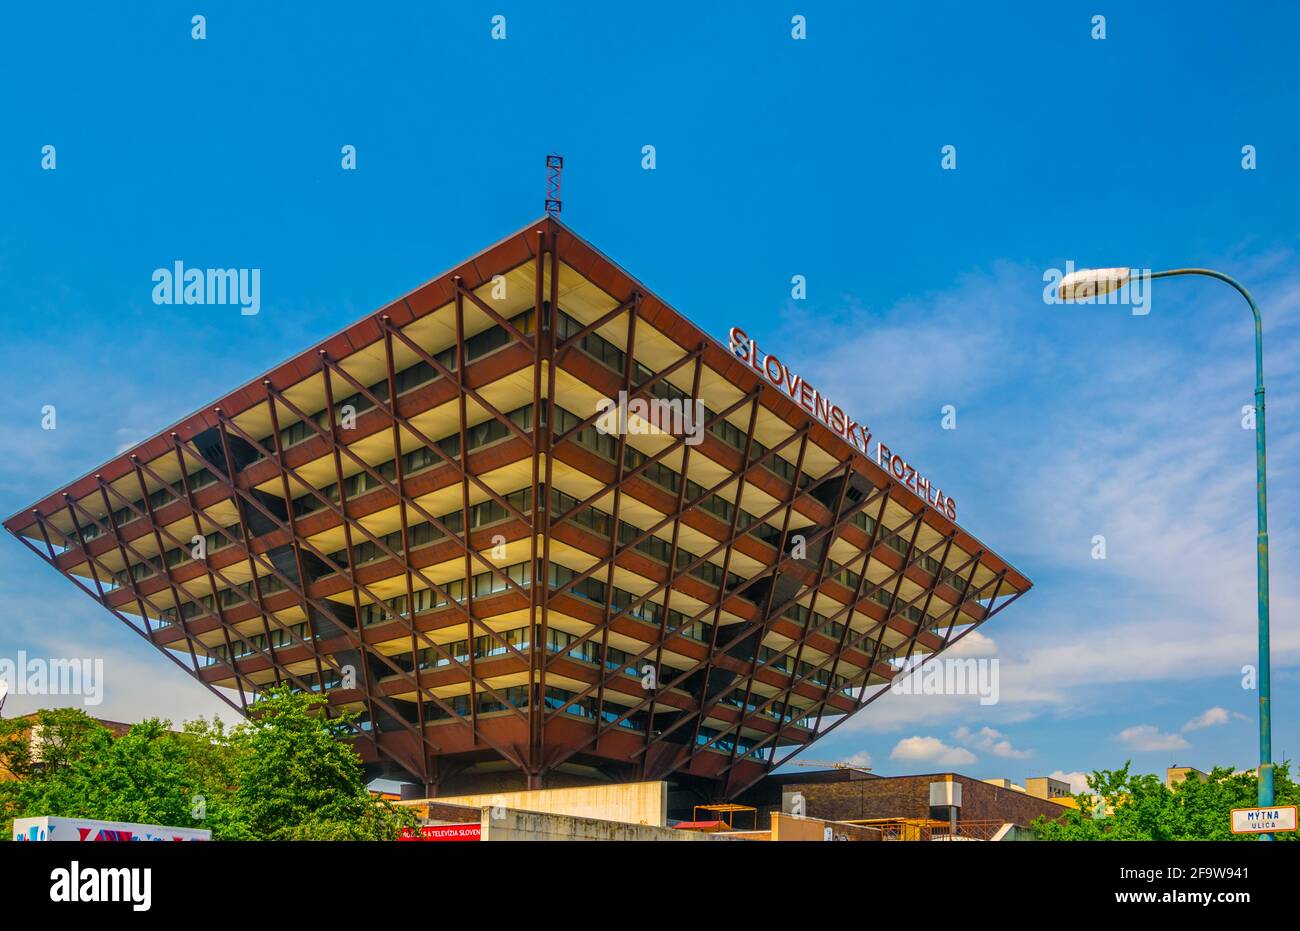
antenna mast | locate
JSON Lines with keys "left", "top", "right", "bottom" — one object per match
{"left": 545, "top": 154, "right": 563, "bottom": 216}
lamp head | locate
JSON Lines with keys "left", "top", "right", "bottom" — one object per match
{"left": 1059, "top": 267, "right": 1131, "bottom": 301}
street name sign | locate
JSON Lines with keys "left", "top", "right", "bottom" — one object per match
{"left": 1229, "top": 805, "right": 1298, "bottom": 834}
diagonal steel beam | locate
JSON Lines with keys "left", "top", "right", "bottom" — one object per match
{"left": 539, "top": 469, "right": 890, "bottom": 772}
{"left": 541, "top": 423, "right": 819, "bottom": 672}
{"left": 649, "top": 503, "right": 961, "bottom": 770}
{"left": 737, "top": 572, "right": 1025, "bottom": 796}
{"left": 381, "top": 315, "right": 432, "bottom": 787}
{"left": 687, "top": 395, "right": 765, "bottom": 754}
{"left": 591, "top": 293, "right": 642, "bottom": 747}
{"left": 154, "top": 437, "right": 534, "bottom": 764}
{"left": 641, "top": 344, "right": 706, "bottom": 774}
{"left": 541, "top": 463, "right": 885, "bottom": 730}
{"left": 15, "top": 519, "right": 246, "bottom": 721}
{"left": 213, "top": 402, "right": 531, "bottom": 673}
{"left": 315, "top": 359, "right": 525, "bottom": 763}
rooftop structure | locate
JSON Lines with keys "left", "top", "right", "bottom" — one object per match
{"left": 5, "top": 217, "right": 1030, "bottom": 800}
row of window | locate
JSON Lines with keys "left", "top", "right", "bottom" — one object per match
{"left": 780, "top": 600, "right": 904, "bottom": 657}
{"left": 552, "top": 404, "right": 783, "bottom": 550}
{"left": 270, "top": 309, "right": 537, "bottom": 456}
{"left": 292, "top": 405, "right": 534, "bottom": 519}
{"left": 380, "top": 623, "right": 690, "bottom": 685}
{"left": 110, "top": 523, "right": 242, "bottom": 590}
{"left": 329, "top": 486, "right": 533, "bottom": 574}
{"left": 156, "top": 572, "right": 288, "bottom": 627}
{"left": 207, "top": 620, "right": 313, "bottom": 664}
{"left": 73, "top": 309, "right": 539, "bottom": 551}
{"left": 756, "top": 644, "right": 863, "bottom": 693}
{"left": 848, "top": 511, "right": 971, "bottom": 592}
{"left": 420, "top": 685, "right": 646, "bottom": 732}
{"left": 352, "top": 556, "right": 719, "bottom": 669}
{"left": 75, "top": 467, "right": 218, "bottom": 546}
{"left": 546, "top": 561, "right": 715, "bottom": 643}
{"left": 336, "top": 480, "right": 744, "bottom": 631}
{"left": 358, "top": 559, "right": 534, "bottom": 626}
{"left": 829, "top": 553, "right": 942, "bottom": 630}
{"left": 697, "top": 725, "right": 765, "bottom": 758}
{"left": 547, "top": 485, "right": 746, "bottom": 593}
{"left": 555, "top": 309, "right": 808, "bottom": 488}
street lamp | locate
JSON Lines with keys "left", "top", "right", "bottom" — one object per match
{"left": 1059, "top": 266, "right": 1274, "bottom": 839}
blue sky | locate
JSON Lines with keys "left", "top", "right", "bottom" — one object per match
{"left": 2, "top": 1, "right": 1299, "bottom": 790}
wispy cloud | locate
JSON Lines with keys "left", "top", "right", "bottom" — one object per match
{"left": 1183, "top": 706, "right": 1232, "bottom": 732}
{"left": 1048, "top": 770, "right": 1093, "bottom": 794}
{"left": 801, "top": 255, "right": 1300, "bottom": 776}
{"left": 946, "top": 630, "right": 998, "bottom": 657}
{"left": 1116, "top": 724, "right": 1191, "bottom": 752}
{"left": 840, "top": 750, "right": 873, "bottom": 769}
{"left": 953, "top": 725, "right": 1034, "bottom": 759}
{"left": 890, "top": 735, "right": 978, "bottom": 766}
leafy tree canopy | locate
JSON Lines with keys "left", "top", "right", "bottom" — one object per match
{"left": 0, "top": 687, "right": 414, "bottom": 841}
{"left": 1034, "top": 761, "right": 1298, "bottom": 840}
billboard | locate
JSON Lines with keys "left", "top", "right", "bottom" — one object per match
{"left": 12, "top": 816, "right": 212, "bottom": 842}
{"left": 398, "top": 824, "right": 482, "bottom": 842}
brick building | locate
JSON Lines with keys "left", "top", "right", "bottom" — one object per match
{"left": 739, "top": 767, "right": 1070, "bottom": 829}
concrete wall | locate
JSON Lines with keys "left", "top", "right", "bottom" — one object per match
{"left": 480, "top": 807, "right": 734, "bottom": 841}
{"left": 430, "top": 781, "right": 668, "bottom": 826}
{"left": 1024, "top": 776, "right": 1071, "bottom": 799}
{"left": 769, "top": 812, "right": 881, "bottom": 841}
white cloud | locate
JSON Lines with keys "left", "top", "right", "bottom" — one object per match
{"left": 952, "top": 724, "right": 1034, "bottom": 759}
{"left": 770, "top": 265, "right": 1016, "bottom": 431}
{"left": 946, "top": 630, "right": 998, "bottom": 657}
{"left": 1048, "top": 770, "right": 1093, "bottom": 794}
{"left": 890, "top": 735, "right": 978, "bottom": 767}
{"left": 1183, "top": 706, "right": 1232, "bottom": 732}
{"left": 812, "top": 261, "right": 1300, "bottom": 758}
{"left": 840, "top": 751, "right": 873, "bottom": 769}
{"left": 1116, "top": 724, "right": 1191, "bottom": 752}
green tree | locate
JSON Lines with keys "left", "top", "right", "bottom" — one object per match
{"left": 1, "top": 690, "right": 414, "bottom": 840}
{"left": 0, "top": 706, "right": 104, "bottom": 779}
{"left": 1034, "top": 761, "right": 1298, "bottom": 840}
{"left": 0, "top": 709, "right": 112, "bottom": 833}
{"left": 0, "top": 709, "right": 231, "bottom": 838}
{"left": 219, "top": 687, "right": 413, "bottom": 840}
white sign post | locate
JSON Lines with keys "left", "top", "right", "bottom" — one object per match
{"left": 1230, "top": 805, "right": 1298, "bottom": 835}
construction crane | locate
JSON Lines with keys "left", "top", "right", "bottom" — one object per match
{"left": 792, "top": 758, "right": 873, "bottom": 775}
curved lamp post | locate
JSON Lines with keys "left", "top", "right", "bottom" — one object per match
{"left": 1059, "top": 266, "right": 1273, "bottom": 840}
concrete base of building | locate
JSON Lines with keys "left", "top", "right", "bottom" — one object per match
{"left": 481, "top": 807, "right": 734, "bottom": 841}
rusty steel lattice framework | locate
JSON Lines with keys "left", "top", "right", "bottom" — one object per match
{"left": 545, "top": 154, "right": 563, "bottom": 216}
{"left": 4, "top": 218, "right": 1030, "bottom": 799}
